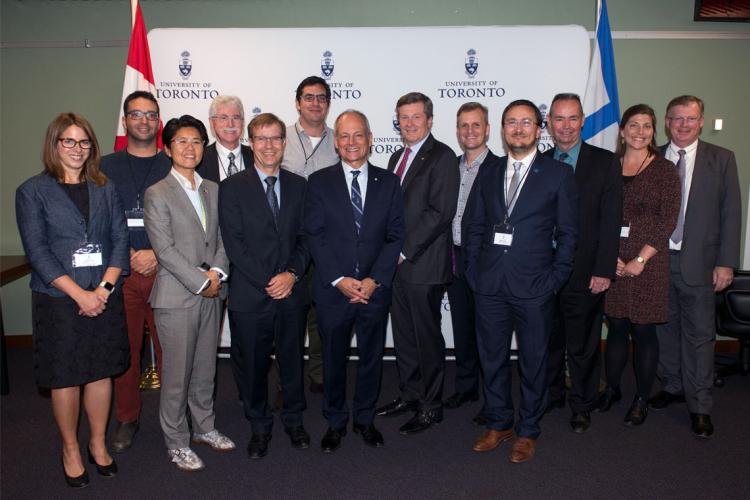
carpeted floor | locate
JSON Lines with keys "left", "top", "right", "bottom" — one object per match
{"left": 2, "top": 347, "right": 749, "bottom": 499}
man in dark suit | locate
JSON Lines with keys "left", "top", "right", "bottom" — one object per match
{"left": 464, "top": 100, "right": 578, "bottom": 463}
{"left": 543, "top": 93, "right": 622, "bottom": 433}
{"left": 197, "top": 95, "right": 253, "bottom": 183}
{"left": 375, "top": 92, "right": 460, "bottom": 435}
{"left": 651, "top": 95, "right": 741, "bottom": 438}
{"left": 305, "top": 110, "right": 405, "bottom": 452}
{"left": 218, "top": 113, "right": 310, "bottom": 459}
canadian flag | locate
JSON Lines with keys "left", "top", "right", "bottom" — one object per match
{"left": 114, "top": 0, "right": 161, "bottom": 151}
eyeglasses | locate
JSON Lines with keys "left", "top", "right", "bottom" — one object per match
{"left": 58, "top": 138, "right": 92, "bottom": 149}
{"left": 127, "top": 110, "right": 160, "bottom": 121}
{"left": 212, "top": 114, "right": 243, "bottom": 122}
{"left": 252, "top": 136, "right": 284, "bottom": 146}
{"left": 171, "top": 138, "right": 204, "bottom": 147}
{"left": 503, "top": 119, "right": 537, "bottom": 129}
{"left": 301, "top": 94, "right": 328, "bottom": 103}
{"left": 668, "top": 116, "right": 701, "bottom": 125}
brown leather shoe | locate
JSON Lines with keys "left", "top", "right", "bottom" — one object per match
{"left": 472, "top": 429, "right": 513, "bottom": 452}
{"left": 509, "top": 437, "right": 536, "bottom": 463}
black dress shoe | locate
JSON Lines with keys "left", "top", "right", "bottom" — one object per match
{"left": 595, "top": 386, "right": 622, "bottom": 413}
{"left": 375, "top": 398, "right": 418, "bottom": 417}
{"left": 624, "top": 396, "right": 648, "bottom": 426}
{"left": 111, "top": 420, "right": 139, "bottom": 453}
{"left": 399, "top": 409, "right": 443, "bottom": 435}
{"left": 545, "top": 395, "right": 566, "bottom": 414}
{"left": 569, "top": 411, "right": 591, "bottom": 433}
{"left": 444, "top": 392, "right": 479, "bottom": 409}
{"left": 690, "top": 413, "right": 714, "bottom": 439}
{"left": 87, "top": 448, "right": 118, "bottom": 477}
{"left": 649, "top": 390, "right": 686, "bottom": 411}
{"left": 62, "top": 456, "right": 89, "bottom": 488}
{"left": 321, "top": 427, "right": 346, "bottom": 453}
{"left": 472, "top": 412, "right": 489, "bottom": 426}
{"left": 285, "top": 425, "right": 310, "bottom": 449}
{"left": 353, "top": 423, "right": 385, "bottom": 448}
{"left": 247, "top": 433, "right": 271, "bottom": 459}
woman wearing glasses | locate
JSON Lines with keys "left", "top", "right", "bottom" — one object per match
{"left": 15, "top": 112, "right": 130, "bottom": 488}
{"left": 143, "top": 115, "right": 234, "bottom": 472}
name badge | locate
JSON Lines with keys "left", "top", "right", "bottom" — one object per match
{"left": 493, "top": 223, "right": 514, "bottom": 247}
{"left": 620, "top": 224, "right": 630, "bottom": 238}
{"left": 72, "top": 243, "right": 103, "bottom": 268}
{"left": 125, "top": 208, "right": 145, "bottom": 228}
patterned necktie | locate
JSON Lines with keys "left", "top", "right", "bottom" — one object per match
{"left": 227, "top": 152, "right": 238, "bottom": 176}
{"left": 671, "top": 149, "right": 687, "bottom": 243}
{"left": 264, "top": 176, "right": 279, "bottom": 230}
{"left": 395, "top": 147, "right": 412, "bottom": 180}
{"left": 559, "top": 152, "right": 569, "bottom": 164}
{"left": 351, "top": 170, "right": 363, "bottom": 276}
{"left": 506, "top": 161, "right": 523, "bottom": 214}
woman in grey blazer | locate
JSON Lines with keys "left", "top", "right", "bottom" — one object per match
{"left": 144, "top": 115, "right": 235, "bottom": 472}
{"left": 16, "top": 112, "right": 130, "bottom": 487}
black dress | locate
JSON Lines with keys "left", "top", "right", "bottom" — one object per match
{"left": 32, "top": 182, "right": 129, "bottom": 389}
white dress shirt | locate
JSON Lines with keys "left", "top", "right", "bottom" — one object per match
{"left": 332, "top": 162, "right": 370, "bottom": 286}
{"left": 395, "top": 133, "right": 429, "bottom": 184}
{"left": 505, "top": 150, "right": 537, "bottom": 209}
{"left": 667, "top": 139, "right": 699, "bottom": 251}
{"left": 215, "top": 141, "right": 244, "bottom": 181}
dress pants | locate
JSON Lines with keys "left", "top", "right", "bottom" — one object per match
{"left": 154, "top": 298, "right": 221, "bottom": 450}
{"left": 306, "top": 265, "right": 324, "bottom": 385}
{"left": 475, "top": 279, "right": 553, "bottom": 439}
{"left": 546, "top": 287, "right": 604, "bottom": 412}
{"left": 447, "top": 246, "right": 480, "bottom": 396}
{"left": 317, "top": 302, "right": 389, "bottom": 429}
{"left": 391, "top": 274, "right": 446, "bottom": 411}
{"left": 228, "top": 305, "right": 307, "bottom": 434}
{"left": 656, "top": 253, "right": 716, "bottom": 414}
{"left": 114, "top": 271, "right": 161, "bottom": 423}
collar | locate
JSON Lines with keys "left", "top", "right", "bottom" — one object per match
{"left": 170, "top": 168, "right": 203, "bottom": 190}
{"left": 254, "top": 165, "right": 280, "bottom": 184}
{"left": 508, "top": 149, "right": 537, "bottom": 168}
{"left": 343, "top": 161, "right": 369, "bottom": 177}
{"left": 555, "top": 141, "right": 581, "bottom": 162}
{"left": 295, "top": 120, "right": 331, "bottom": 140}
{"left": 215, "top": 141, "right": 242, "bottom": 159}
{"left": 461, "top": 147, "right": 489, "bottom": 169}
{"left": 668, "top": 139, "right": 699, "bottom": 156}
{"left": 403, "top": 133, "right": 430, "bottom": 155}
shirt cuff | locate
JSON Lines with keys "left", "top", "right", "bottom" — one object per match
{"left": 331, "top": 276, "right": 344, "bottom": 287}
{"left": 195, "top": 278, "right": 210, "bottom": 294}
{"left": 400, "top": 252, "right": 407, "bottom": 261}
{"left": 210, "top": 267, "right": 229, "bottom": 281}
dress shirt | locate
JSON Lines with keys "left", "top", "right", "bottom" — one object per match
{"left": 505, "top": 150, "right": 537, "bottom": 208}
{"left": 554, "top": 141, "right": 581, "bottom": 169}
{"left": 281, "top": 121, "right": 339, "bottom": 179}
{"left": 667, "top": 139, "right": 699, "bottom": 251}
{"left": 215, "top": 141, "right": 245, "bottom": 181}
{"left": 452, "top": 148, "right": 488, "bottom": 246}
{"left": 395, "top": 133, "right": 429, "bottom": 184}
{"left": 253, "top": 165, "right": 282, "bottom": 207}
{"left": 331, "top": 162, "right": 370, "bottom": 287}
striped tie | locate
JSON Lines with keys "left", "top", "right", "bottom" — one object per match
{"left": 351, "top": 170, "right": 363, "bottom": 276}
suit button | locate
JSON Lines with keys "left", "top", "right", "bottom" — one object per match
{"left": 503, "top": 249, "right": 508, "bottom": 253}
{"left": 205, "top": 242, "right": 209, "bottom": 247}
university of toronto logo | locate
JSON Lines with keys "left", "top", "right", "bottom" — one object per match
{"left": 179, "top": 50, "right": 192, "bottom": 80}
{"left": 321, "top": 50, "right": 335, "bottom": 80}
{"left": 465, "top": 48, "right": 478, "bottom": 79}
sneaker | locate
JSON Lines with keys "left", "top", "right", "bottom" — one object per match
{"left": 192, "top": 429, "right": 236, "bottom": 451}
{"left": 167, "top": 447, "right": 205, "bottom": 471}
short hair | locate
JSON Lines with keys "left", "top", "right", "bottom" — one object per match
{"left": 550, "top": 93, "right": 584, "bottom": 116}
{"left": 209, "top": 95, "right": 245, "bottom": 119}
{"left": 456, "top": 102, "right": 489, "bottom": 125}
{"left": 616, "top": 104, "right": 660, "bottom": 157}
{"left": 501, "top": 99, "right": 542, "bottom": 126}
{"left": 43, "top": 112, "right": 106, "bottom": 186}
{"left": 161, "top": 115, "right": 209, "bottom": 147}
{"left": 295, "top": 76, "right": 331, "bottom": 103}
{"left": 247, "top": 113, "right": 287, "bottom": 139}
{"left": 123, "top": 90, "right": 159, "bottom": 116}
{"left": 334, "top": 109, "right": 371, "bottom": 136}
{"left": 666, "top": 95, "right": 705, "bottom": 116}
{"left": 396, "top": 92, "right": 434, "bottom": 119}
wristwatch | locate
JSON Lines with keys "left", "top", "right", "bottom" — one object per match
{"left": 98, "top": 281, "right": 115, "bottom": 294}
{"left": 635, "top": 256, "right": 646, "bottom": 264}
{"left": 286, "top": 268, "right": 300, "bottom": 283}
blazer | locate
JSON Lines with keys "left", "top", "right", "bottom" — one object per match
{"left": 387, "top": 134, "right": 460, "bottom": 285}
{"left": 543, "top": 142, "right": 622, "bottom": 291}
{"left": 660, "top": 140, "right": 742, "bottom": 286}
{"left": 196, "top": 143, "right": 253, "bottom": 183}
{"left": 463, "top": 153, "right": 579, "bottom": 299}
{"left": 219, "top": 167, "right": 310, "bottom": 312}
{"left": 304, "top": 163, "right": 405, "bottom": 306}
{"left": 144, "top": 172, "right": 228, "bottom": 308}
{"left": 16, "top": 173, "right": 130, "bottom": 296}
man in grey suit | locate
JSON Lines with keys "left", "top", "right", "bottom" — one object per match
{"left": 650, "top": 95, "right": 741, "bottom": 438}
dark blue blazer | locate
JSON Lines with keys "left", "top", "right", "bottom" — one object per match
{"left": 304, "top": 163, "right": 405, "bottom": 306}
{"left": 15, "top": 173, "right": 130, "bottom": 296}
{"left": 463, "top": 153, "right": 578, "bottom": 299}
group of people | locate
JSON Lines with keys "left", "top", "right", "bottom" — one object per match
{"left": 15, "top": 73, "right": 741, "bottom": 487}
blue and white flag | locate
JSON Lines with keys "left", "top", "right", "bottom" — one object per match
{"left": 582, "top": 0, "right": 620, "bottom": 152}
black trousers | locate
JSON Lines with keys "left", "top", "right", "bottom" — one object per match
{"left": 446, "top": 247, "right": 480, "bottom": 396}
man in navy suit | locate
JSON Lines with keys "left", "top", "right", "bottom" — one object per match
{"left": 464, "top": 100, "right": 578, "bottom": 463}
{"left": 304, "top": 110, "right": 405, "bottom": 452}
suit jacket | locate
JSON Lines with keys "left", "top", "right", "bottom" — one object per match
{"left": 387, "top": 134, "right": 460, "bottom": 285}
{"left": 543, "top": 142, "right": 622, "bottom": 291}
{"left": 304, "top": 163, "right": 405, "bottom": 306}
{"left": 219, "top": 168, "right": 310, "bottom": 312}
{"left": 464, "top": 153, "right": 579, "bottom": 299}
{"left": 196, "top": 143, "right": 253, "bottom": 183}
{"left": 144, "top": 172, "right": 228, "bottom": 308}
{"left": 660, "top": 140, "right": 741, "bottom": 286}
{"left": 16, "top": 174, "right": 130, "bottom": 296}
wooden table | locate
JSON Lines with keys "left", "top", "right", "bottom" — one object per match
{"left": 0, "top": 255, "right": 31, "bottom": 395}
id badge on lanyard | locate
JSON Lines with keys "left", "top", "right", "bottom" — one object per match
{"left": 72, "top": 242, "right": 103, "bottom": 267}
{"left": 493, "top": 222, "right": 514, "bottom": 246}
{"left": 125, "top": 207, "right": 145, "bottom": 228}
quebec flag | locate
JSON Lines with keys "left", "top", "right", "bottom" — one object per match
{"left": 582, "top": 0, "right": 620, "bottom": 152}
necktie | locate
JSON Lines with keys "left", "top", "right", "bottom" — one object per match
{"left": 351, "top": 170, "right": 363, "bottom": 276}
{"left": 227, "top": 152, "right": 238, "bottom": 176}
{"left": 559, "top": 152, "right": 569, "bottom": 164}
{"left": 264, "top": 176, "right": 279, "bottom": 230}
{"left": 506, "top": 161, "right": 523, "bottom": 214}
{"left": 395, "top": 147, "right": 412, "bottom": 180}
{"left": 671, "top": 149, "right": 687, "bottom": 243}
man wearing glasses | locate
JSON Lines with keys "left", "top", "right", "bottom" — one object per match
{"left": 281, "top": 76, "right": 340, "bottom": 395}
{"left": 101, "top": 90, "right": 171, "bottom": 453}
{"left": 197, "top": 95, "right": 252, "bottom": 182}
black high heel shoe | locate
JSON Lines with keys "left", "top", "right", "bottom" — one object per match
{"left": 62, "top": 456, "right": 89, "bottom": 488}
{"left": 87, "top": 448, "right": 118, "bottom": 477}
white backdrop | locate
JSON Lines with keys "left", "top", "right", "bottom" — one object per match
{"left": 148, "top": 26, "right": 591, "bottom": 348}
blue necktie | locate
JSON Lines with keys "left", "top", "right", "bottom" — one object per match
{"left": 351, "top": 170, "right": 363, "bottom": 276}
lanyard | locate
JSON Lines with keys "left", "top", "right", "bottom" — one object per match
{"left": 126, "top": 153, "right": 158, "bottom": 209}
{"left": 217, "top": 149, "right": 243, "bottom": 178}
{"left": 503, "top": 157, "right": 534, "bottom": 219}
{"left": 295, "top": 123, "right": 327, "bottom": 166}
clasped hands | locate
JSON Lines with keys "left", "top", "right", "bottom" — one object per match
{"left": 77, "top": 288, "right": 110, "bottom": 317}
{"left": 265, "top": 271, "right": 296, "bottom": 300}
{"left": 336, "top": 277, "right": 378, "bottom": 304}
{"left": 200, "top": 270, "right": 222, "bottom": 298}
{"left": 616, "top": 257, "right": 644, "bottom": 279}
